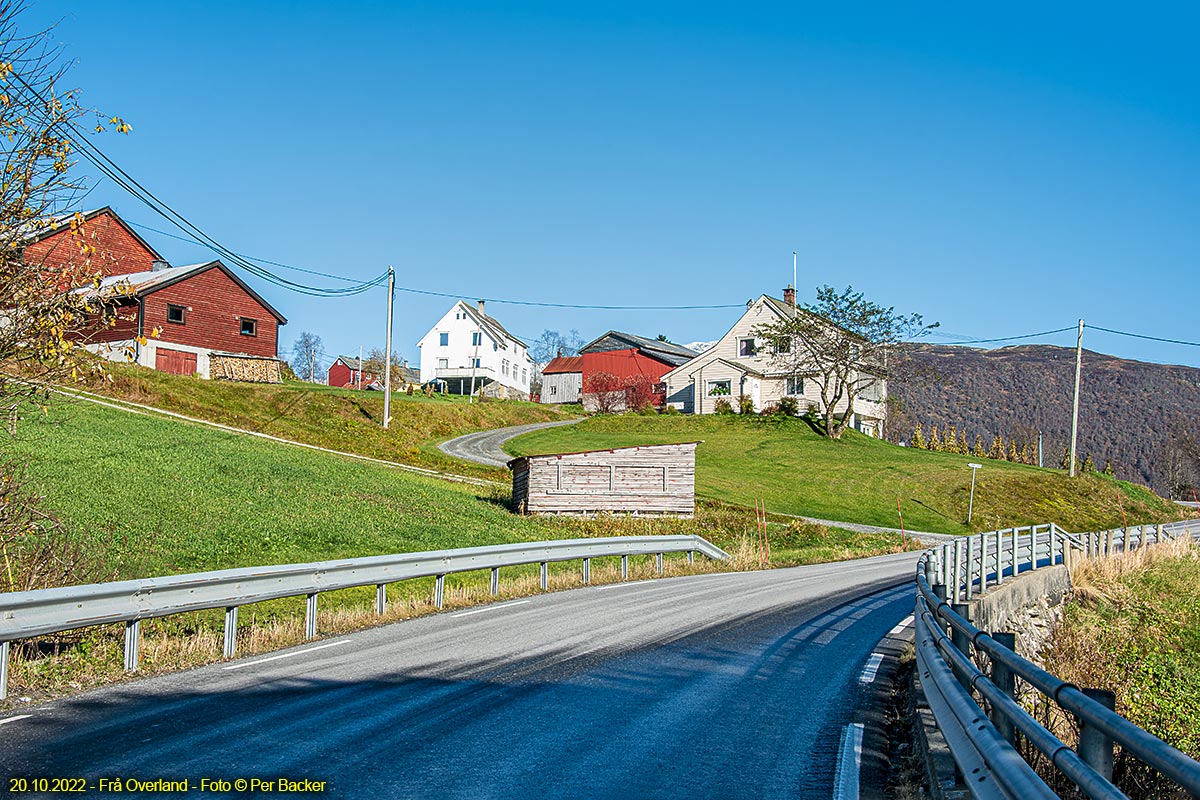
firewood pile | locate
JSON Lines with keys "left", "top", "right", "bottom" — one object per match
{"left": 210, "top": 354, "right": 283, "bottom": 383}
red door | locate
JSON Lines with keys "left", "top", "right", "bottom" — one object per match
{"left": 155, "top": 348, "right": 198, "bottom": 376}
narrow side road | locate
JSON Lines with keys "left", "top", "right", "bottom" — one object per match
{"left": 439, "top": 418, "right": 581, "bottom": 467}
{"left": 3, "top": 551, "right": 919, "bottom": 799}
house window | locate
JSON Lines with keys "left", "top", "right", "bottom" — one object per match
{"left": 707, "top": 380, "right": 731, "bottom": 397}
{"left": 522, "top": 368, "right": 527, "bottom": 382}
{"left": 786, "top": 376, "right": 804, "bottom": 396}
{"left": 240, "top": 318, "right": 257, "bottom": 337}
{"left": 550, "top": 385, "right": 557, "bottom": 396}
{"left": 772, "top": 337, "right": 790, "bottom": 354}
{"left": 471, "top": 332, "right": 482, "bottom": 346}
{"left": 473, "top": 358, "right": 482, "bottom": 368}
{"left": 439, "top": 333, "right": 449, "bottom": 346}
{"left": 167, "top": 304, "right": 186, "bottom": 324}
{"left": 738, "top": 338, "right": 757, "bottom": 357}
{"left": 437, "top": 358, "right": 449, "bottom": 369}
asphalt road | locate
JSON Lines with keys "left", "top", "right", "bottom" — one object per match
{"left": 438, "top": 419, "right": 581, "bottom": 467}
{"left": 2, "top": 551, "right": 919, "bottom": 799}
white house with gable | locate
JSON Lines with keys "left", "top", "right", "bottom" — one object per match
{"left": 662, "top": 287, "right": 887, "bottom": 436}
{"left": 418, "top": 300, "right": 534, "bottom": 400}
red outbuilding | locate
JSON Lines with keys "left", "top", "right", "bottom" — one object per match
{"left": 578, "top": 331, "right": 698, "bottom": 411}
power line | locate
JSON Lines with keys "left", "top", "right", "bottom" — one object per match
{"left": 933, "top": 326, "right": 1078, "bottom": 346}
{"left": 1087, "top": 324, "right": 1200, "bottom": 348}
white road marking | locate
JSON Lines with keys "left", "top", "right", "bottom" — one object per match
{"left": 859, "top": 653, "right": 884, "bottom": 685}
{"left": 0, "top": 714, "right": 32, "bottom": 726}
{"left": 222, "top": 640, "right": 349, "bottom": 671}
{"left": 833, "top": 722, "right": 864, "bottom": 800}
{"left": 888, "top": 615, "right": 914, "bottom": 636}
{"left": 452, "top": 600, "right": 531, "bottom": 617}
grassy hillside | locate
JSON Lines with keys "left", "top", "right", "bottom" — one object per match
{"left": 72, "top": 362, "right": 578, "bottom": 481}
{"left": 506, "top": 414, "right": 1185, "bottom": 535}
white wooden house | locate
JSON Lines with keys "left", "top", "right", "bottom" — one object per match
{"left": 662, "top": 288, "right": 887, "bottom": 436}
{"left": 417, "top": 300, "right": 533, "bottom": 400}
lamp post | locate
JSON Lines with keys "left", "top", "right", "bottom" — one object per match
{"left": 967, "top": 462, "right": 983, "bottom": 524}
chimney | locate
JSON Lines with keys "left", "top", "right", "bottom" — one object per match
{"left": 556, "top": 348, "right": 563, "bottom": 358}
{"left": 477, "top": 299, "right": 485, "bottom": 316}
{"left": 783, "top": 285, "right": 796, "bottom": 307}
{"left": 402, "top": 359, "right": 408, "bottom": 369}
{"left": 151, "top": 259, "right": 170, "bottom": 272}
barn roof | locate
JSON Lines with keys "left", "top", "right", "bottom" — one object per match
{"left": 95, "top": 260, "right": 287, "bottom": 324}
{"left": 580, "top": 331, "right": 699, "bottom": 367}
{"left": 21, "top": 206, "right": 165, "bottom": 261}
{"left": 507, "top": 441, "right": 702, "bottom": 469}
{"left": 542, "top": 355, "right": 583, "bottom": 374}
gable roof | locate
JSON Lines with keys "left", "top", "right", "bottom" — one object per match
{"left": 23, "top": 206, "right": 165, "bottom": 262}
{"left": 455, "top": 301, "right": 528, "bottom": 349}
{"left": 543, "top": 355, "right": 583, "bottom": 375}
{"left": 97, "top": 260, "right": 288, "bottom": 324}
{"left": 580, "top": 331, "right": 699, "bottom": 367}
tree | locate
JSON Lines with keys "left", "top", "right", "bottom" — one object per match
{"left": 973, "top": 434, "right": 986, "bottom": 458}
{"left": 582, "top": 371, "right": 624, "bottom": 414}
{"left": 910, "top": 422, "right": 925, "bottom": 449}
{"left": 753, "top": 285, "right": 932, "bottom": 439}
{"left": 361, "top": 346, "right": 404, "bottom": 379}
{"left": 929, "top": 425, "right": 942, "bottom": 452}
{"left": 988, "top": 435, "right": 1005, "bottom": 461}
{"left": 290, "top": 332, "right": 324, "bottom": 382}
{"left": 529, "top": 328, "right": 585, "bottom": 366}
{"left": 0, "top": 3, "right": 133, "bottom": 404}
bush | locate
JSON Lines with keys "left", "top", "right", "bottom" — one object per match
{"left": 714, "top": 398, "right": 734, "bottom": 414}
{"left": 737, "top": 394, "right": 756, "bottom": 415}
{"left": 776, "top": 396, "right": 800, "bottom": 416}
{"left": 635, "top": 405, "right": 658, "bottom": 416}
{"left": 663, "top": 405, "right": 681, "bottom": 415}
{"left": 759, "top": 403, "right": 779, "bottom": 416}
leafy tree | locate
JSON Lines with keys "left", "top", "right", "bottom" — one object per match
{"left": 929, "top": 425, "right": 942, "bottom": 452}
{"left": 1082, "top": 452, "right": 1096, "bottom": 473}
{"left": 1103, "top": 460, "right": 1115, "bottom": 477}
{"left": 910, "top": 423, "right": 925, "bottom": 449}
{"left": 946, "top": 425, "right": 958, "bottom": 453}
{"left": 361, "top": 346, "right": 405, "bottom": 380}
{"left": 290, "top": 332, "right": 324, "bottom": 382}
{"left": 957, "top": 429, "right": 969, "bottom": 455}
{"left": 1007, "top": 440, "right": 1019, "bottom": 462}
{"left": 973, "top": 434, "right": 986, "bottom": 458}
{"left": 583, "top": 371, "right": 624, "bottom": 414}
{"left": 752, "top": 285, "right": 933, "bottom": 439}
{"left": 988, "top": 435, "right": 1005, "bottom": 461}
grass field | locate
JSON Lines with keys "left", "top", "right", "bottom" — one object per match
{"left": 506, "top": 414, "right": 1183, "bottom": 535}
{"left": 1, "top": 396, "right": 918, "bottom": 699}
{"left": 72, "top": 362, "right": 579, "bottom": 481}
{"left": 1042, "top": 540, "right": 1200, "bottom": 796}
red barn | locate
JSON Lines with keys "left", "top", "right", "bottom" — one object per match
{"left": 33, "top": 208, "right": 289, "bottom": 382}
{"left": 579, "top": 332, "right": 698, "bottom": 411}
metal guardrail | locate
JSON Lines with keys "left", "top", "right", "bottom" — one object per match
{"left": 0, "top": 534, "right": 730, "bottom": 700}
{"left": 916, "top": 521, "right": 1200, "bottom": 798}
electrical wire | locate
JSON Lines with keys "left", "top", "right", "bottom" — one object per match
{"left": 1087, "top": 324, "right": 1200, "bottom": 348}
{"left": 933, "top": 326, "right": 1078, "bottom": 346}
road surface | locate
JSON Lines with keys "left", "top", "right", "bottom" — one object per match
{"left": 438, "top": 419, "right": 581, "bottom": 468}
{"left": 2, "top": 551, "right": 919, "bottom": 798}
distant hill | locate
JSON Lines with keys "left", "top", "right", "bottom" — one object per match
{"left": 889, "top": 344, "right": 1200, "bottom": 495}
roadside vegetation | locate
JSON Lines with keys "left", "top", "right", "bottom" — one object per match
{"left": 1, "top": 397, "right": 918, "bottom": 702}
{"left": 506, "top": 413, "right": 1184, "bottom": 535}
{"left": 73, "top": 361, "right": 578, "bottom": 481}
{"left": 1039, "top": 539, "right": 1200, "bottom": 798}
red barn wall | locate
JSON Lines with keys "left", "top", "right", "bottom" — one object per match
{"left": 145, "top": 267, "right": 279, "bottom": 358}
{"left": 582, "top": 349, "right": 674, "bottom": 384}
{"left": 328, "top": 361, "right": 353, "bottom": 387}
{"left": 65, "top": 301, "right": 140, "bottom": 345}
{"left": 25, "top": 211, "right": 159, "bottom": 280}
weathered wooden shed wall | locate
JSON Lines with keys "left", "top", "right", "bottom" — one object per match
{"left": 509, "top": 442, "right": 697, "bottom": 517}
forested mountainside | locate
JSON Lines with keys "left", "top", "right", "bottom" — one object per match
{"left": 889, "top": 344, "right": 1200, "bottom": 495}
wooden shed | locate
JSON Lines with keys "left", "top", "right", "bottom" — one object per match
{"left": 508, "top": 442, "right": 699, "bottom": 517}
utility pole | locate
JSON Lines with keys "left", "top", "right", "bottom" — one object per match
{"left": 468, "top": 321, "right": 481, "bottom": 403}
{"left": 1069, "top": 319, "right": 1084, "bottom": 477}
{"left": 357, "top": 345, "right": 362, "bottom": 391}
{"left": 382, "top": 266, "right": 395, "bottom": 429}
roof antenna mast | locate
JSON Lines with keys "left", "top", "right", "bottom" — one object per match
{"left": 792, "top": 250, "right": 797, "bottom": 298}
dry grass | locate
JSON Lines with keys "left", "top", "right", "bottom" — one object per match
{"left": 1067, "top": 535, "right": 1195, "bottom": 609}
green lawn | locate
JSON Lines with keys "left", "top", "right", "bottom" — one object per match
{"left": 505, "top": 414, "right": 1182, "bottom": 535}
{"left": 72, "top": 361, "right": 578, "bottom": 482}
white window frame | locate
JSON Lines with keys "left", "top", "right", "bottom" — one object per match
{"left": 707, "top": 379, "right": 731, "bottom": 397}
{"left": 738, "top": 338, "right": 757, "bottom": 357}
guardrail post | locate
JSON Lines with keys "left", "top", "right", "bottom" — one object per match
{"left": 932, "top": 584, "right": 948, "bottom": 634}
{"left": 950, "top": 604, "right": 972, "bottom": 692}
{"left": 434, "top": 576, "right": 445, "bottom": 608}
{"left": 621, "top": 555, "right": 629, "bottom": 580}
{"left": 490, "top": 567, "right": 499, "bottom": 596}
{"left": 124, "top": 620, "right": 140, "bottom": 671}
{"left": 375, "top": 584, "right": 387, "bottom": 615}
{"left": 993, "top": 530, "right": 1003, "bottom": 585}
{"left": 980, "top": 533, "right": 989, "bottom": 592}
{"left": 989, "top": 631, "right": 1017, "bottom": 744}
{"left": 1107, "top": 529, "right": 1116, "bottom": 556}
{"left": 688, "top": 550, "right": 695, "bottom": 565}
{"left": 656, "top": 553, "right": 664, "bottom": 575}
{"left": 1049, "top": 525, "right": 1058, "bottom": 566}
{"left": 951, "top": 539, "right": 961, "bottom": 603}
{"left": 223, "top": 607, "right": 239, "bottom": 659}
{"left": 1078, "top": 688, "right": 1116, "bottom": 782}
{"left": 1010, "top": 527, "right": 1019, "bottom": 579}
{"left": 0, "top": 640, "right": 8, "bottom": 700}
{"left": 966, "top": 535, "right": 975, "bottom": 601}
{"left": 939, "top": 544, "right": 948, "bottom": 588}
{"left": 540, "top": 562, "right": 548, "bottom": 590}
{"left": 582, "top": 557, "right": 591, "bottom": 584}
{"left": 305, "top": 594, "right": 318, "bottom": 639}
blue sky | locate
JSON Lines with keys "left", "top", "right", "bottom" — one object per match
{"left": 30, "top": 2, "right": 1200, "bottom": 368}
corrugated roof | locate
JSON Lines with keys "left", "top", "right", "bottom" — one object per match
{"left": 542, "top": 356, "right": 583, "bottom": 374}
{"left": 580, "top": 331, "right": 699, "bottom": 367}
{"left": 507, "top": 441, "right": 703, "bottom": 468}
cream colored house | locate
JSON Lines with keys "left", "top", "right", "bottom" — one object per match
{"left": 662, "top": 289, "right": 887, "bottom": 437}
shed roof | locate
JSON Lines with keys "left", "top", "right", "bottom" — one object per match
{"left": 507, "top": 441, "right": 701, "bottom": 469}
{"left": 95, "top": 260, "right": 288, "bottom": 324}
{"left": 542, "top": 355, "right": 583, "bottom": 375}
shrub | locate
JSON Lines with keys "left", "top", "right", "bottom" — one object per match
{"left": 776, "top": 396, "right": 800, "bottom": 416}
{"left": 737, "top": 394, "right": 756, "bottom": 415}
{"left": 911, "top": 422, "right": 926, "bottom": 449}
{"left": 635, "top": 405, "right": 658, "bottom": 416}
{"left": 663, "top": 404, "right": 681, "bottom": 415}
{"left": 623, "top": 375, "right": 655, "bottom": 412}
{"left": 714, "top": 398, "right": 734, "bottom": 414}
{"left": 583, "top": 371, "right": 625, "bottom": 414}
{"left": 759, "top": 403, "right": 780, "bottom": 416}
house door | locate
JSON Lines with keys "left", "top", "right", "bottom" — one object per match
{"left": 750, "top": 379, "right": 761, "bottom": 413}
{"left": 155, "top": 348, "right": 197, "bottom": 376}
